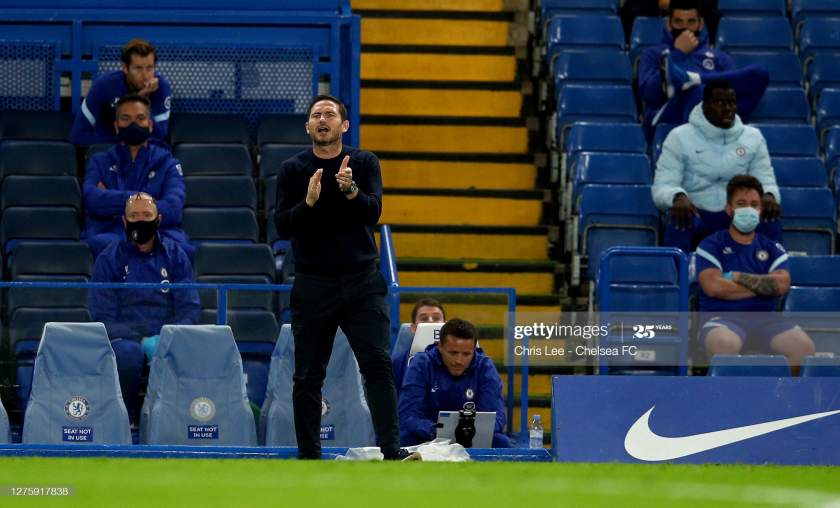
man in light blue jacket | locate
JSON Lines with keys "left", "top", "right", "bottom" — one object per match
{"left": 652, "top": 79, "right": 781, "bottom": 253}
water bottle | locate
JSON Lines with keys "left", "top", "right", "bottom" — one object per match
{"left": 529, "top": 414, "right": 544, "bottom": 449}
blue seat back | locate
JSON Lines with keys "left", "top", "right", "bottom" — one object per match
{"left": 652, "top": 123, "right": 678, "bottom": 164}
{"left": 541, "top": 0, "right": 618, "bottom": 23}
{"left": 816, "top": 88, "right": 840, "bottom": 135}
{"left": 1, "top": 207, "right": 81, "bottom": 255}
{"left": 801, "top": 355, "right": 840, "bottom": 377}
{"left": 572, "top": 152, "right": 651, "bottom": 210}
{"left": 184, "top": 176, "right": 257, "bottom": 209}
{"left": 772, "top": 158, "right": 827, "bottom": 187}
{"left": 1, "top": 176, "right": 81, "bottom": 210}
{"left": 718, "top": 0, "right": 786, "bottom": 17}
{"left": 792, "top": 0, "right": 840, "bottom": 25}
{"left": 807, "top": 54, "right": 840, "bottom": 103}
{"left": 750, "top": 87, "right": 811, "bottom": 124}
{"left": 715, "top": 17, "right": 794, "bottom": 52}
{"left": 599, "top": 253, "right": 681, "bottom": 312}
{"left": 257, "top": 114, "right": 309, "bottom": 147}
{"left": 708, "top": 354, "right": 790, "bottom": 376}
{"left": 170, "top": 113, "right": 250, "bottom": 145}
{"left": 754, "top": 124, "right": 819, "bottom": 157}
{"left": 779, "top": 186, "right": 836, "bottom": 255}
{"left": 173, "top": 144, "right": 253, "bottom": 176}
{"left": 553, "top": 50, "right": 631, "bottom": 95}
{"left": 799, "top": 18, "right": 840, "bottom": 60}
{"left": 141, "top": 324, "right": 257, "bottom": 445}
{"left": 788, "top": 256, "right": 840, "bottom": 286}
{"left": 730, "top": 52, "right": 804, "bottom": 88}
{"left": 557, "top": 85, "right": 637, "bottom": 133}
{"left": 0, "top": 141, "right": 78, "bottom": 178}
{"left": 260, "top": 324, "right": 375, "bottom": 447}
{"left": 547, "top": 15, "right": 624, "bottom": 70}
{"left": 0, "top": 111, "right": 73, "bottom": 141}
{"left": 182, "top": 208, "right": 259, "bottom": 243}
{"left": 565, "top": 122, "right": 646, "bottom": 159}
{"left": 391, "top": 322, "right": 413, "bottom": 356}
{"left": 22, "top": 322, "right": 131, "bottom": 444}
{"left": 629, "top": 17, "right": 663, "bottom": 63}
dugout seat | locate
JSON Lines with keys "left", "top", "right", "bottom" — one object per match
{"left": 173, "top": 144, "right": 253, "bottom": 176}
{"left": 22, "top": 322, "right": 131, "bottom": 444}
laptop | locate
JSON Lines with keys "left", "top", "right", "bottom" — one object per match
{"left": 436, "top": 411, "right": 496, "bottom": 448}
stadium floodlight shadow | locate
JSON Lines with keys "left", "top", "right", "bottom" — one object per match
{"left": 260, "top": 324, "right": 376, "bottom": 448}
{"left": 22, "top": 322, "right": 131, "bottom": 444}
{"left": 140, "top": 324, "right": 257, "bottom": 446}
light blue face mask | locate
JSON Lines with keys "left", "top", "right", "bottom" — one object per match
{"left": 732, "top": 206, "right": 760, "bottom": 233}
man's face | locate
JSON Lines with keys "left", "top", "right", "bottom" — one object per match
{"left": 124, "top": 196, "right": 158, "bottom": 224}
{"left": 437, "top": 336, "right": 475, "bottom": 377}
{"left": 703, "top": 88, "right": 738, "bottom": 129}
{"left": 410, "top": 305, "right": 445, "bottom": 333}
{"left": 725, "top": 188, "right": 762, "bottom": 217}
{"left": 122, "top": 53, "right": 156, "bottom": 92}
{"left": 115, "top": 100, "right": 152, "bottom": 131}
{"left": 668, "top": 8, "right": 703, "bottom": 34}
{"left": 306, "top": 99, "right": 349, "bottom": 146}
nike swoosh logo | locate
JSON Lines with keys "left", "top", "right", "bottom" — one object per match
{"left": 624, "top": 405, "right": 840, "bottom": 461}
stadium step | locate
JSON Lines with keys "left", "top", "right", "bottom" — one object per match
{"left": 361, "top": 87, "right": 522, "bottom": 118}
{"left": 362, "top": 52, "right": 517, "bottom": 82}
{"left": 397, "top": 292, "right": 564, "bottom": 328}
{"left": 378, "top": 225, "right": 551, "bottom": 261}
{"left": 361, "top": 121, "right": 529, "bottom": 154}
{"left": 380, "top": 158, "right": 536, "bottom": 190}
{"left": 397, "top": 258, "right": 558, "bottom": 295}
{"left": 381, "top": 189, "right": 546, "bottom": 226}
{"left": 354, "top": 0, "right": 509, "bottom": 12}
{"left": 361, "top": 18, "right": 511, "bottom": 47}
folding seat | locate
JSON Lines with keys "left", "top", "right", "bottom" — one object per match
{"left": 169, "top": 113, "right": 250, "bottom": 145}
{"left": 184, "top": 176, "right": 256, "bottom": 209}
{"left": 541, "top": 0, "right": 617, "bottom": 27}
{"left": 6, "top": 242, "right": 92, "bottom": 316}
{"left": 555, "top": 85, "right": 637, "bottom": 146}
{"left": 1, "top": 207, "right": 81, "bottom": 255}
{"left": 799, "top": 18, "right": 840, "bottom": 61}
{"left": 754, "top": 124, "right": 819, "bottom": 157}
{"left": 801, "top": 356, "right": 840, "bottom": 377}
{"left": 0, "top": 111, "right": 73, "bottom": 141}
{"left": 141, "top": 324, "right": 257, "bottom": 445}
{"left": 1, "top": 176, "right": 81, "bottom": 211}
{"left": 565, "top": 122, "right": 647, "bottom": 160}
{"left": 825, "top": 127, "right": 840, "bottom": 178}
{"left": 566, "top": 152, "right": 651, "bottom": 217}
{"left": 0, "top": 396, "right": 7, "bottom": 444}
{"left": 0, "top": 141, "right": 77, "bottom": 178}
{"left": 729, "top": 52, "right": 804, "bottom": 88}
{"left": 21, "top": 322, "right": 131, "bottom": 444}
{"left": 784, "top": 258, "right": 840, "bottom": 356}
{"left": 629, "top": 16, "right": 663, "bottom": 65}
{"left": 194, "top": 243, "right": 275, "bottom": 310}
{"left": 553, "top": 50, "right": 632, "bottom": 96}
{"left": 806, "top": 54, "right": 840, "bottom": 105}
{"left": 259, "top": 144, "right": 308, "bottom": 180}
{"left": 84, "top": 144, "right": 110, "bottom": 166}
{"left": 772, "top": 158, "right": 827, "bottom": 188}
{"left": 792, "top": 0, "right": 840, "bottom": 26}
{"left": 546, "top": 16, "right": 624, "bottom": 72}
{"left": 651, "top": 123, "right": 678, "bottom": 164}
{"left": 256, "top": 114, "right": 309, "bottom": 148}
{"left": 750, "top": 87, "right": 811, "bottom": 124}
{"left": 779, "top": 187, "right": 836, "bottom": 255}
{"left": 715, "top": 17, "right": 793, "bottom": 52}
{"left": 390, "top": 323, "right": 413, "bottom": 357}
{"left": 260, "top": 324, "right": 375, "bottom": 447}
{"left": 707, "top": 355, "right": 790, "bottom": 376}
{"left": 181, "top": 208, "right": 259, "bottom": 244}
{"left": 173, "top": 144, "right": 253, "bottom": 176}
{"left": 717, "top": 0, "right": 785, "bottom": 17}
{"left": 816, "top": 88, "right": 840, "bottom": 137}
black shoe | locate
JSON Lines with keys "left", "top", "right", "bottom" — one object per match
{"left": 386, "top": 448, "right": 421, "bottom": 461}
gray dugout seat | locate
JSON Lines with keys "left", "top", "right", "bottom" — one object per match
{"left": 22, "top": 322, "right": 131, "bottom": 444}
{"left": 0, "top": 395, "right": 9, "bottom": 443}
{"left": 140, "top": 325, "right": 256, "bottom": 445}
{"left": 260, "top": 324, "right": 375, "bottom": 447}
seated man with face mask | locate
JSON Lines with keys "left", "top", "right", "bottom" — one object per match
{"left": 696, "top": 175, "right": 815, "bottom": 373}
{"left": 89, "top": 192, "right": 200, "bottom": 423}
{"left": 81, "top": 94, "right": 191, "bottom": 259}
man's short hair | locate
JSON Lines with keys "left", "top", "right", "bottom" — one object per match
{"left": 410, "top": 298, "right": 446, "bottom": 323}
{"left": 307, "top": 94, "right": 348, "bottom": 122}
{"left": 439, "top": 318, "right": 477, "bottom": 345}
{"left": 122, "top": 38, "right": 157, "bottom": 66}
{"left": 726, "top": 175, "right": 764, "bottom": 204}
{"left": 125, "top": 192, "right": 158, "bottom": 215}
{"left": 703, "top": 79, "right": 734, "bottom": 102}
{"left": 115, "top": 94, "right": 151, "bottom": 115}
{"left": 669, "top": 0, "right": 701, "bottom": 14}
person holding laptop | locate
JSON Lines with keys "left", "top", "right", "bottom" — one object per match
{"left": 398, "top": 318, "right": 511, "bottom": 448}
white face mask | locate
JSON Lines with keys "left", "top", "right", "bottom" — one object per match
{"left": 732, "top": 206, "right": 760, "bottom": 233}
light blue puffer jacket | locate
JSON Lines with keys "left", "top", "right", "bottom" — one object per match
{"left": 652, "top": 103, "right": 779, "bottom": 212}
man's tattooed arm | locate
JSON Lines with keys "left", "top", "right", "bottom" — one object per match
{"left": 733, "top": 272, "right": 780, "bottom": 297}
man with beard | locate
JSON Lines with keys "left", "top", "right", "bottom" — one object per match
{"left": 274, "top": 95, "right": 413, "bottom": 460}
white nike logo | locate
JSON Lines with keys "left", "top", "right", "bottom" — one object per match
{"left": 624, "top": 405, "right": 840, "bottom": 461}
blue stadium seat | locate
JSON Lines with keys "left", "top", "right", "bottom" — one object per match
{"left": 787, "top": 256, "right": 840, "bottom": 286}
{"left": 708, "top": 354, "right": 790, "bottom": 376}
{"left": 182, "top": 208, "right": 259, "bottom": 244}
{"left": 565, "top": 122, "right": 647, "bottom": 161}
{"left": 825, "top": 127, "right": 840, "bottom": 177}
{"left": 546, "top": 16, "right": 624, "bottom": 71}
{"left": 141, "top": 324, "right": 257, "bottom": 445}
{"left": 7, "top": 241, "right": 92, "bottom": 314}
{"left": 0, "top": 396, "right": 8, "bottom": 444}
{"left": 541, "top": 0, "right": 618, "bottom": 26}
{"left": 1, "top": 176, "right": 81, "bottom": 210}
{"left": 754, "top": 124, "right": 819, "bottom": 157}
{"left": 652, "top": 123, "right": 678, "bottom": 164}
{"left": 0, "top": 141, "right": 77, "bottom": 178}
{"left": 391, "top": 322, "right": 413, "bottom": 357}
{"left": 194, "top": 243, "right": 275, "bottom": 310}
{"left": 256, "top": 114, "right": 309, "bottom": 147}
{"left": 718, "top": 0, "right": 785, "bottom": 17}
{"left": 779, "top": 186, "right": 836, "bottom": 255}
{"left": 715, "top": 17, "right": 794, "bottom": 52}
{"left": 259, "top": 144, "right": 308, "bottom": 179}
{"left": 169, "top": 113, "right": 250, "bottom": 145}
{"left": 729, "top": 52, "right": 804, "bottom": 88}
{"left": 260, "top": 324, "right": 376, "bottom": 447}
{"left": 806, "top": 54, "right": 840, "bottom": 105}
{"left": 556, "top": 85, "right": 637, "bottom": 145}
{"left": 792, "top": 0, "right": 840, "bottom": 25}
{"left": 172, "top": 144, "right": 253, "bottom": 176}
{"left": 772, "top": 158, "right": 827, "bottom": 188}
{"left": 801, "top": 355, "right": 840, "bottom": 377}
{"left": 744, "top": 86, "right": 808, "bottom": 125}
{"left": 184, "top": 176, "right": 256, "bottom": 209}
{"left": 553, "top": 50, "right": 632, "bottom": 95}
{"left": 579, "top": 185, "right": 660, "bottom": 280}
{"left": 629, "top": 17, "right": 663, "bottom": 65}
{"left": 568, "top": 152, "right": 652, "bottom": 214}
{"left": 784, "top": 259, "right": 840, "bottom": 356}
{"left": 22, "top": 322, "right": 131, "bottom": 444}
{"left": 816, "top": 88, "right": 840, "bottom": 137}
{"left": 1, "top": 207, "right": 81, "bottom": 255}
{"left": 799, "top": 18, "right": 840, "bottom": 61}
{"left": 0, "top": 111, "right": 73, "bottom": 141}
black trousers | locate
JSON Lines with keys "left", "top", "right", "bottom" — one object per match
{"left": 290, "top": 266, "right": 400, "bottom": 459}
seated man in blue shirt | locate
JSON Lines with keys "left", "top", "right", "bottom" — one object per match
{"left": 391, "top": 298, "right": 446, "bottom": 397}
{"left": 89, "top": 192, "right": 200, "bottom": 422}
{"left": 696, "top": 175, "right": 815, "bottom": 372}
{"left": 399, "top": 318, "right": 511, "bottom": 448}
{"left": 82, "top": 94, "right": 191, "bottom": 259}
{"left": 71, "top": 38, "right": 172, "bottom": 146}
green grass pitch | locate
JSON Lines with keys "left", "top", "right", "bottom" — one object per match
{"left": 1, "top": 458, "right": 839, "bottom": 507}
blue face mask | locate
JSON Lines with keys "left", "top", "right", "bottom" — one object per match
{"left": 732, "top": 206, "right": 760, "bottom": 233}
{"left": 117, "top": 122, "right": 151, "bottom": 146}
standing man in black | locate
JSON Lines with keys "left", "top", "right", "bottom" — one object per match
{"left": 274, "top": 95, "right": 405, "bottom": 460}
